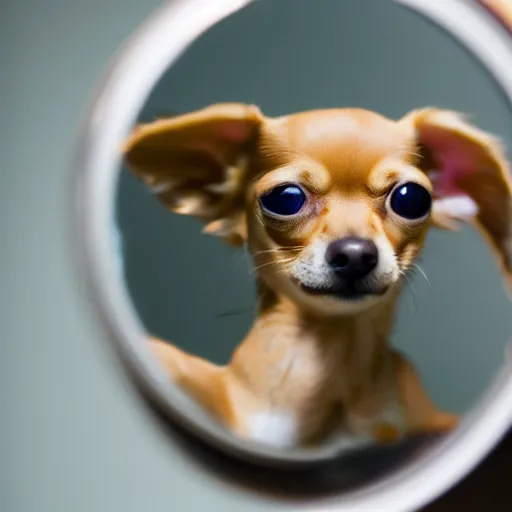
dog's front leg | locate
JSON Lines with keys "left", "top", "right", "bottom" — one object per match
{"left": 344, "top": 352, "right": 458, "bottom": 445}
{"left": 149, "top": 338, "right": 273, "bottom": 441}
{"left": 149, "top": 338, "right": 237, "bottom": 427}
{"left": 392, "top": 351, "right": 459, "bottom": 435}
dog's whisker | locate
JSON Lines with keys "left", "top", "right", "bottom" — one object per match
{"left": 252, "top": 257, "right": 295, "bottom": 270}
{"left": 251, "top": 247, "right": 305, "bottom": 257}
{"left": 397, "top": 261, "right": 422, "bottom": 313}
{"left": 250, "top": 257, "right": 296, "bottom": 274}
{"left": 232, "top": 251, "right": 255, "bottom": 275}
{"left": 235, "top": 251, "right": 248, "bottom": 267}
{"left": 216, "top": 306, "right": 255, "bottom": 319}
{"left": 412, "top": 263, "right": 431, "bottom": 288}
{"left": 401, "top": 270, "right": 419, "bottom": 313}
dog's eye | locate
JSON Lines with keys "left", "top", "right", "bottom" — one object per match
{"left": 390, "top": 182, "right": 432, "bottom": 220}
{"left": 260, "top": 185, "right": 306, "bottom": 216}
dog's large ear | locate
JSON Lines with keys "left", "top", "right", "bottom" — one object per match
{"left": 404, "top": 108, "right": 512, "bottom": 283}
{"left": 123, "top": 103, "right": 263, "bottom": 246}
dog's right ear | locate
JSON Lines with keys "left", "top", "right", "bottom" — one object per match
{"left": 123, "top": 103, "right": 263, "bottom": 245}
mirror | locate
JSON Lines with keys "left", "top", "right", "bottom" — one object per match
{"left": 80, "top": 0, "right": 512, "bottom": 502}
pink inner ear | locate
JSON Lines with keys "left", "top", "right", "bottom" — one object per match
{"left": 216, "top": 120, "right": 253, "bottom": 143}
{"left": 183, "top": 121, "right": 253, "bottom": 167}
{"left": 421, "top": 127, "right": 480, "bottom": 198}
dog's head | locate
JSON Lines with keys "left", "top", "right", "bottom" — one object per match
{"left": 124, "top": 104, "right": 512, "bottom": 314}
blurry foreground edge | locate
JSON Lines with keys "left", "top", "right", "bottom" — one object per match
{"left": 479, "top": 0, "right": 512, "bottom": 31}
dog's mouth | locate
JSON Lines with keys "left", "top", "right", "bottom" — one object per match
{"left": 298, "top": 280, "right": 389, "bottom": 301}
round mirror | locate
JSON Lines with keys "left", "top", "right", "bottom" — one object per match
{"left": 77, "top": 0, "right": 512, "bottom": 509}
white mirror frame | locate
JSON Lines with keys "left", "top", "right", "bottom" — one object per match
{"left": 75, "top": 0, "right": 512, "bottom": 510}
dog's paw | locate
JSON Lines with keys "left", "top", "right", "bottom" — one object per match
{"left": 371, "top": 422, "right": 402, "bottom": 444}
{"left": 417, "top": 412, "right": 460, "bottom": 435}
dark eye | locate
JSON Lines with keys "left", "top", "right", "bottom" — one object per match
{"left": 389, "top": 182, "right": 432, "bottom": 220}
{"left": 259, "top": 184, "right": 306, "bottom": 216}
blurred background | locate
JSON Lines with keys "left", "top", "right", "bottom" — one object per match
{"left": 2, "top": 1, "right": 512, "bottom": 511}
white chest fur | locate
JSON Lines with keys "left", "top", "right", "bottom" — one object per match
{"left": 247, "top": 410, "right": 300, "bottom": 449}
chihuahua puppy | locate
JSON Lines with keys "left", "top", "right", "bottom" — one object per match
{"left": 124, "top": 104, "right": 512, "bottom": 449}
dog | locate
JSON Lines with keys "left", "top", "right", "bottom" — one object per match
{"left": 123, "top": 104, "right": 512, "bottom": 450}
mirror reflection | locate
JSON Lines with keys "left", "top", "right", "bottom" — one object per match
{"left": 115, "top": 0, "right": 512, "bottom": 456}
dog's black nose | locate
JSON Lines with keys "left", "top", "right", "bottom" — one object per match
{"left": 326, "top": 237, "right": 379, "bottom": 280}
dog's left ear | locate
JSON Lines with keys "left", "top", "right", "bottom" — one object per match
{"left": 123, "top": 103, "right": 263, "bottom": 246}
{"left": 403, "top": 108, "right": 512, "bottom": 282}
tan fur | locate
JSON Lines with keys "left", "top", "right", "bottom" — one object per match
{"left": 479, "top": 0, "right": 512, "bottom": 30}
{"left": 124, "top": 104, "right": 512, "bottom": 449}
